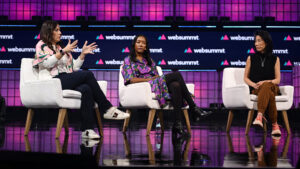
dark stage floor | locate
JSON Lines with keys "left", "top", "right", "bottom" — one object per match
{"left": 0, "top": 107, "right": 299, "bottom": 168}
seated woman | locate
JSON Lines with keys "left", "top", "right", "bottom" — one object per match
{"left": 33, "top": 20, "right": 129, "bottom": 140}
{"left": 244, "top": 30, "right": 281, "bottom": 135}
{"left": 121, "top": 35, "right": 212, "bottom": 137}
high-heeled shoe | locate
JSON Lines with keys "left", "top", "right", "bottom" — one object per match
{"left": 192, "top": 107, "right": 213, "bottom": 122}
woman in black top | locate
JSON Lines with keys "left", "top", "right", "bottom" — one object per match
{"left": 244, "top": 30, "right": 281, "bottom": 136}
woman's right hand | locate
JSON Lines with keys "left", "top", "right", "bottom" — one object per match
{"left": 63, "top": 39, "right": 78, "bottom": 53}
{"left": 252, "top": 83, "right": 260, "bottom": 89}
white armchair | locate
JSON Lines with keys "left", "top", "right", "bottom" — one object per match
{"left": 20, "top": 58, "right": 107, "bottom": 138}
{"left": 222, "top": 67, "right": 293, "bottom": 135}
{"left": 119, "top": 65, "right": 194, "bottom": 135}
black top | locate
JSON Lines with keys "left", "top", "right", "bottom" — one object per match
{"left": 249, "top": 53, "right": 277, "bottom": 92}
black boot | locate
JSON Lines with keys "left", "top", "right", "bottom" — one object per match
{"left": 191, "top": 107, "right": 213, "bottom": 122}
{"left": 172, "top": 121, "right": 190, "bottom": 139}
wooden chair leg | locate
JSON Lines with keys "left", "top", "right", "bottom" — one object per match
{"left": 55, "top": 139, "right": 63, "bottom": 153}
{"left": 95, "top": 108, "right": 103, "bottom": 137}
{"left": 62, "top": 134, "right": 69, "bottom": 154}
{"left": 158, "top": 110, "right": 164, "bottom": 133}
{"left": 63, "top": 111, "right": 69, "bottom": 135}
{"left": 123, "top": 133, "right": 131, "bottom": 157}
{"left": 24, "top": 136, "right": 31, "bottom": 152}
{"left": 56, "top": 109, "right": 67, "bottom": 139}
{"left": 226, "top": 110, "right": 234, "bottom": 133}
{"left": 146, "top": 109, "right": 156, "bottom": 136}
{"left": 263, "top": 120, "right": 267, "bottom": 133}
{"left": 183, "top": 109, "right": 191, "bottom": 135}
{"left": 282, "top": 110, "right": 291, "bottom": 135}
{"left": 146, "top": 135, "right": 155, "bottom": 165}
{"left": 226, "top": 133, "right": 234, "bottom": 152}
{"left": 245, "top": 110, "right": 254, "bottom": 135}
{"left": 183, "top": 137, "right": 191, "bottom": 162}
{"left": 122, "top": 109, "right": 132, "bottom": 133}
{"left": 95, "top": 137, "right": 104, "bottom": 165}
{"left": 24, "top": 109, "right": 34, "bottom": 136}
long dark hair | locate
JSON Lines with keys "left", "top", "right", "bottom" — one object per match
{"left": 40, "top": 20, "right": 64, "bottom": 54}
{"left": 129, "top": 35, "right": 152, "bottom": 66}
{"left": 254, "top": 30, "right": 273, "bottom": 56}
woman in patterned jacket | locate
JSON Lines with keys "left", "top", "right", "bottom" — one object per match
{"left": 121, "top": 35, "right": 213, "bottom": 137}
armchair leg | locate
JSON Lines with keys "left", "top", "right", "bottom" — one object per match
{"left": 146, "top": 135, "right": 155, "bottom": 165}
{"left": 245, "top": 110, "right": 254, "bottom": 135}
{"left": 282, "top": 110, "right": 291, "bottom": 135}
{"left": 146, "top": 109, "right": 156, "bottom": 136}
{"left": 56, "top": 109, "right": 67, "bottom": 139}
{"left": 183, "top": 109, "right": 191, "bottom": 135}
{"left": 158, "top": 110, "right": 164, "bottom": 133}
{"left": 226, "top": 110, "right": 234, "bottom": 133}
{"left": 63, "top": 111, "right": 69, "bottom": 135}
{"left": 24, "top": 109, "right": 34, "bottom": 136}
{"left": 95, "top": 108, "right": 103, "bottom": 137}
{"left": 24, "top": 136, "right": 31, "bottom": 152}
{"left": 122, "top": 109, "right": 132, "bottom": 133}
{"left": 263, "top": 120, "right": 267, "bottom": 133}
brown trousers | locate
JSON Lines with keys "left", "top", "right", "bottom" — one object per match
{"left": 252, "top": 82, "right": 279, "bottom": 123}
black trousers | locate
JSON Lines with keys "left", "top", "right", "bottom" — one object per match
{"left": 165, "top": 71, "right": 196, "bottom": 121}
{"left": 55, "top": 70, "right": 112, "bottom": 130}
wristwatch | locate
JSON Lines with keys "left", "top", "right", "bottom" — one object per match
{"left": 59, "top": 49, "right": 65, "bottom": 55}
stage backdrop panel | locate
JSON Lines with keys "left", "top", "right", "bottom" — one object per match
{"left": 0, "top": 30, "right": 299, "bottom": 70}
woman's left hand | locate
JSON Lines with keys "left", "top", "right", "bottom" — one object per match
{"left": 80, "top": 41, "right": 98, "bottom": 57}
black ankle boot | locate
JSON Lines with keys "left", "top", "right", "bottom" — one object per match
{"left": 192, "top": 107, "right": 213, "bottom": 121}
{"left": 172, "top": 121, "right": 185, "bottom": 135}
{"left": 172, "top": 121, "right": 190, "bottom": 138}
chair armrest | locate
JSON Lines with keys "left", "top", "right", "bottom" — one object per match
{"left": 97, "top": 81, "right": 107, "bottom": 97}
{"left": 20, "top": 78, "right": 63, "bottom": 108}
{"left": 119, "top": 82, "right": 153, "bottom": 107}
{"left": 186, "top": 83, "right": 195, "bottom": 95}
{"left": 279, "top": 85, "right": 294, "bottom": 109}
{"left": 279, "top": 86, "right": 294, "bottom": 97}
{"left": 222, "top": 84, "right": 252, "bottom": 108}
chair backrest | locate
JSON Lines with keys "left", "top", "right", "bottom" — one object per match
{"left": 118, "top": 65, "right": 163, "bottom": 96}
{"left": 20, "top": 58, "right": 39, "bottom": 86}
{"left": 222, "top": 67, "right": 246, "bottom": 89}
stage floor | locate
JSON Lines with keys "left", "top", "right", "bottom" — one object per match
{"left": 0, "top": 107, "right": 299, "bottom": 168}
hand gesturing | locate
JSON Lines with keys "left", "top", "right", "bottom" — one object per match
{"left": 63, "top": 39, "right": 78, "bottom": 53}
{"left": 81, "top": 41, "right": 98, "bottom": 55}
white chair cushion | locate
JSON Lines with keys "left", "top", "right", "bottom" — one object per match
{"left": 62, "top": 90, "right": 82, "bottom": 99}
{"left": 151, "top": 93, "right": 156, "bottom": 99}
{"left": 250, "top": 94, "right": 288, "bottom": 102}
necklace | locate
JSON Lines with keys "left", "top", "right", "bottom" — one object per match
{"left": 260, "top": 56, "right": 266, "bottom": 67}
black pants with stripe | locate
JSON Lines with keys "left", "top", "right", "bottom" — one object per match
{"left": 55, "top": 70, "right": 112, "bottom": 130}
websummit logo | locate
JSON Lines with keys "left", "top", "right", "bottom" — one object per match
{"left": 247, "top": 48, "right": 255, "bottom": 54}
{"left": 96, "top": 34, "right": 105, "bottom": 40}
{"left": 221, "top": 35, "right": 229, "bottom": 40}
{"left": 122, "top": 47, "right": 130, "bottom": 53}
{"left": 221, "top": 60, "right": 229, "bottom": 66}
{"left": 284, "top": 60, "right": 292, "bottom": 66}
{"left": 284, "top": 35, "right": 292, "bottom": 41}
{"left": 158, "top": 34, "right": 167, "bottom": 40}
{"left": 34, "top": 34, "right": 40, "bottom": 40}
{"left": 158, "top": 59, "right": 167, "bottom": 65}
{"left": 96, "top": 59, "right": 104, "bottom": 65}
{"left": 0, "top": 46, "right": 6, "bottom": 52}
{"left": 184, "top": 47, "right": 193, "bottom": 53}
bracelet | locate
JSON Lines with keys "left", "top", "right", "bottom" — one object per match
{"left": 59, "top": 49, "right": 65, "bottom": 55}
